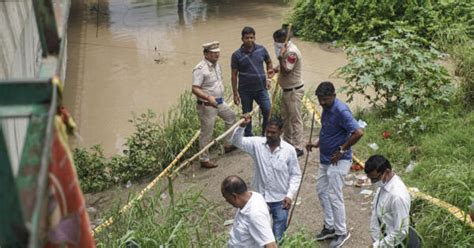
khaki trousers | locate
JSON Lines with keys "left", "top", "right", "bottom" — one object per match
{"left": 281, "top": 87, "right": 304, "bottom": 150}
{"left": 197, "top": 102, "right": 236, "bottom": 162}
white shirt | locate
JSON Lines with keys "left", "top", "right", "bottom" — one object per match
{"left": 371, "top": 175, "right": 411, "bottom": 248}
{"left": 231, "top": 127, "right": 302, "bottom": 202}
{"left": 228, "top": 192, "right": 275, "bottom": 248}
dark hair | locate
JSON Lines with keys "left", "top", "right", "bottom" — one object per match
{"left": 267, "top": 117, "right": 284, "bottom": 130}
{"left": 222, "top": 175, "right": 248, "bottom": 195}
{"left": 364, "top": 155, "right": 392, "bottom": 174}
{"left": 241, "top": 26, "right": 256, "bottom": 37}
{"left": 315, "top": 81, "right": 336, "bottom": 97}
{"left": 273, "top": 28, "right": 290, "bottom": 42}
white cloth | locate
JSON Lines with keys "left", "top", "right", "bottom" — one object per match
{"left": 231, "top": 127, "right": 302, "bottom": 202}
{"left": 228, "top": 192, "right": 275, "bottom": 248}
{"left": 317, "top": 160, "right": 352, "bottom": 235}
{"left": 371, "top": 175, "right": 411, "bottom": 248}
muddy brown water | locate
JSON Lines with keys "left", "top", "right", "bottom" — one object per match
{"left": 64, "top": 0, "right": 368, "bottom": 155}
{"left": 68, "top": 1, "right": 374, "bottom": 245}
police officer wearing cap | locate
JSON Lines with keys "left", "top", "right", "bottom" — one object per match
{"left": 192, "top": 41, "right": 237, "bottom": 168}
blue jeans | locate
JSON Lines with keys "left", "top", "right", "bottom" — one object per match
{"left": 239, "top": 89, "right": 271, "bottom": 136}
{"left": 267, "top": 201, "right": 289, "bottom": 242}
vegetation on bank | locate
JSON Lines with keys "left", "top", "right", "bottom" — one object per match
{"left": 75, "top": 93, "right": 208, "bottom": 192}
{"left": 290, "top": 0, "right": 474, "bottom": 245}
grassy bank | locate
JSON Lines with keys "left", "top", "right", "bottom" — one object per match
{"left": 353, "top": 103, "right": 474, "bottom": 246}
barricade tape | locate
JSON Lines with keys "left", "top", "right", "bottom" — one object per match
{"left": 93, "top": 79, "right": 279, "bottom": 235}
{"left": 302, "top": 95, "right": 474, "bottom": 228}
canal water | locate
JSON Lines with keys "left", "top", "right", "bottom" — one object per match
{"left": 64, "top": 0, "right": 365, "bottom": 155}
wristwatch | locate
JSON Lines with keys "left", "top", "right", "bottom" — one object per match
{"left": 338, "top": 146, "right": 346, "bottom": 154}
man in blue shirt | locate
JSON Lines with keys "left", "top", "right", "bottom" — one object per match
{"left": 231, "top": 26, "right": 274, "bottom": 136}
{"left": 306, "top": 81, "right": 364, "bottom": 248}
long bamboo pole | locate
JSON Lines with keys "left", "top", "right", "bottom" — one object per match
{"left": 169, "top": 105, "right": 260, "bottom": 178}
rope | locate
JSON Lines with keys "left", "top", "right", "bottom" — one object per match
{"left": 92, "top": 131, "right": 200, "bottom": 235}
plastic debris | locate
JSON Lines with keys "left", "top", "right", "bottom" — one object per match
{"left": 224, "top": 219, "right": 234, "bottom": 226}
{"left": 160, "top": 193, "right": 167, "bottom": 200}
{"left": 344, "top": 180, "right": 354, "bottom": 186}
{"left": 405, "top": 160, "right": 417, "bottom": 173}
{"left": 357, "top": 119, "right": 368, "bottom": 129}
{"left": 360, "top": 189, "right": 373, "bottom": 196}
{"left": 295, "top": 199, "right": 302, "bottom": 206}
{"left": 368, "top": 143, "right": 379, "bottom": 151}
{"left": 126, "top": 180, "right": 132, "bottom": 188}
{"left": 87, "top": 207, "right": 97, "bottom": 213}
{"left": 382, "top": 131, "right": 391, "bottom": 139}
{"left": 355, "top": 174, "right": 371, "bottom": 187}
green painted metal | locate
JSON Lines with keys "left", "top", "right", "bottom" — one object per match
{"left": 0, "top": 127, "right": 28, "bottom": 247}
{"left": 0, "top": 82, "right": 56, "bottom": 247}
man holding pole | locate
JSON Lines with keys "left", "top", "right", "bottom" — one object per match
{"left": 272, "top": 27, "right": 305, "bottom": 157}
{"left": 231, "top": 116, "right": 301, "bottom": 241}
{"left": 306, "top": 81, "right": 363, "bottom": 247}
{"left": 192, "top": 41, "right": 236, "bottom": 169}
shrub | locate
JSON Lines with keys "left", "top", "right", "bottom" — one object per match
{"left": 338, "top": 27, "right": 453, "bottom": 114}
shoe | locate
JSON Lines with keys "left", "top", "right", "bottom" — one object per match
{"left": 224, "top": 145, "right": 237, "bottom": 153}
{"left": 200, "top": 161, "right": 218, "bottom": 169}
{"left": 315, "top": 226, "right": 336, "bottom": 241}
{"left": 329, "top": 232, "right": 351, "bottom": 248}
{"left": 295, "top": 148, "right": 304, "bottom": 157}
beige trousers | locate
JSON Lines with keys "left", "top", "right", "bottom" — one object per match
{"left": 197, "top": 102, "right": 236, "bottom": 162}
{"left": 281, "top": 87, "right": 304, "bottom": 150}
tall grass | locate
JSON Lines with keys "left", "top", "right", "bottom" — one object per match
{"left": 95, "top": 182, "right": 227, "bottom": 247}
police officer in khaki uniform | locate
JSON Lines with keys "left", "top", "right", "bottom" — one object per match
{"left": 192, "top": 41, "right": 237, "bottom": 168}
{"left": 273, "top": 28, "right": 305, "bottom": 157}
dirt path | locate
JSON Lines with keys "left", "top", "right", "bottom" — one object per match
{"left": 86, "top": 125, "right": 373, "bottom": 247}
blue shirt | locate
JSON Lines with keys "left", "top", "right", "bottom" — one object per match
{"left": 319, "top": 99, "right": 360, "bottom": 164}
{"left": 231, "top": 44, "right": 270, "bottom": 92}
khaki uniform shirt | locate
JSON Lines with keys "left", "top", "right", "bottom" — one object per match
{"left": 192, "top": 59, "right": 224, "bottom": 101}
{"left": 278, "top": 41, "right": 303, "bottom": 89}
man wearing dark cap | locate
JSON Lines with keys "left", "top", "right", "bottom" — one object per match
{"left": 306, "top": 81, "right": 363, "bottom": 247}
{"left": 231, "top": 26, "right": 274, "bottom": 137}
{"left": 192, "top": 41, "right": 236, "bottom": 169}
{"left": 221, "top": 175, "right": 277, "bottom": 248}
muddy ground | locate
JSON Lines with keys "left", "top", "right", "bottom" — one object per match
{"left": 86, "top": 126, "right": 374, "bottom": 247}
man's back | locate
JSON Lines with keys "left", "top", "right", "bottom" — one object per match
{"left": 228, "top": 192, "right": 274, "bottom": 248}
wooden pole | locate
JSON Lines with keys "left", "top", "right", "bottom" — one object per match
{"left": 287, "top": 111, "right": 315, "bottom": 227}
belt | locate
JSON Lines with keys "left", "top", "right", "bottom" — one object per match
{"left": 282, "top": 84, "right": 304, "bottom": 92}
{"left": 197, "top": 97, "right": 223, "bottom": 106}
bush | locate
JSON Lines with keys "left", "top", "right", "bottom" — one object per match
{"left": 289, "top": 0, "right": 474, "bottom": 44}
{"left": 74, "top": 91, "right": 216, "bottom": 193}
{"left": 338, "top": 27, "right": 453, "bottom": 114}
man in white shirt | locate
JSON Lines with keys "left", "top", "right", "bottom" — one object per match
{"left": 231, "top": 116, "right": 302, "bottom": 241}
{"left": 221, "top": 175, "right": 277, "bottom": 248}
{"left": 365, "top": 155, "right": 411, "bottom": 248}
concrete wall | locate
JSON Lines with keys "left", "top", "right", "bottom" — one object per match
{"left": 0, "top": 0, "right": 42, "bottom": 79}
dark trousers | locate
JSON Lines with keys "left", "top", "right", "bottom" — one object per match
{"left": 239, "top": 89, "right": 271, "bottom": 136}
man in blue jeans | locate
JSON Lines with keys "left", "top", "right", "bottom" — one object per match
{"left": 232, "top": 116, "right": 301, "bottom": 242}
{"left": 306, "top": 81, "right": 364, "bottom": 248}
{"left": 231, "top": 26, "right": 274, "bottom": 136}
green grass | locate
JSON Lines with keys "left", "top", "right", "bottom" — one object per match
{"left": 95, "top": 182, "right": 320, "bottom": 247}
{"left": 353, "top": 102, "right": 474, "bottom": 245}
